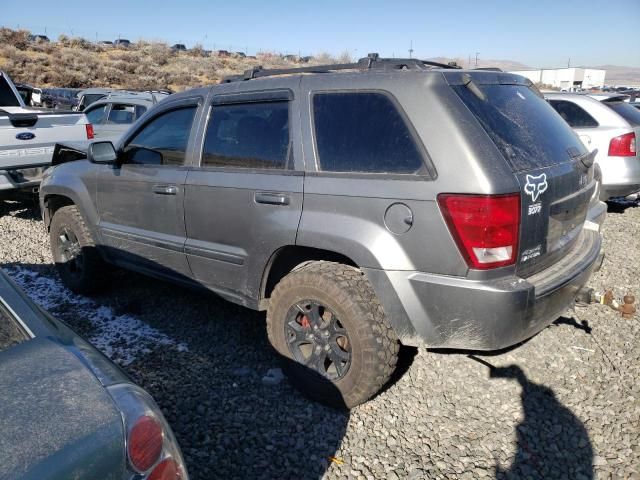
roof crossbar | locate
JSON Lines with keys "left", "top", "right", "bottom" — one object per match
{"left": 221, "top": 53, "right": 461, "bottom": 83}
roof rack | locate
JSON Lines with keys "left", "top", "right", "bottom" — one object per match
{"left": 221, "top": 52, "right": 461, "bottom": 83}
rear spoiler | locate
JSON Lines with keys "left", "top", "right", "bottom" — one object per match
{"left": 51, "top": 142, "right": 90, "bottom": 166}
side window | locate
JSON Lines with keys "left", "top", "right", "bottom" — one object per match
{"left": 549, "top": 100, "right": 599, "bottom": 128}
{"left": 202, "top": 101, "right": 290, "bottom": 169}
{"left": 122, "top": 106, "right": 196, "bottom": 166}
{"left": 85, "top": 104, "right": 108, "bottom": 124}
{"left": 313, "top": 92, "right": 425, "bottom": 174}
{"left": 107, "top": 104, "right": 136, "bottom": 124}
{"left": 135, "top": 105, "right": 147, "bottom": 119}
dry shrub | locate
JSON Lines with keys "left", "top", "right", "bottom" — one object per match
{"left": 0, "top": 27, "right": 339, "bottom": 90}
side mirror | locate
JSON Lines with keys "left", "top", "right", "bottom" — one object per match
{"left": 88, "top": 141, "right": 118, "bottom": 164}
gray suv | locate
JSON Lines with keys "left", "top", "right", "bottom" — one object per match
{"left": 39, "top": 56, "right": 606, "bottom": 408}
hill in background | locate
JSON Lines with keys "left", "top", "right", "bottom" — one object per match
{"left": 0, "top": 28, "right": 350, "bottom": 91}
{"left": 1, "top": 28, "right": 637, "bottom": 91}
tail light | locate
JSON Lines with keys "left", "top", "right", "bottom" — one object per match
{"left": 108, "top": 384, "right": 188, "bottom": 480}
{"left": 129, "top": 416, "right": 164, "bottom": 472}
{"left": 86, "top": 123, "right": 94, "bottom": 139}
{"left": 438, "top": 193, "right": 521, "bottom": 270}
{"left": 608, "top": 132, "right": 636, "bottom": 157}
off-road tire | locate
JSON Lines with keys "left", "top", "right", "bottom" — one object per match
{"left": 50, "top": 205, "right": 107, "bottom": 294}
{"left": 267, "top": 261, "right": 399, "bottom": 409}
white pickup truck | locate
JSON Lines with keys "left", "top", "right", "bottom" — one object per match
{"left": 0, "top": 71, "right": 93, "bottom": 194}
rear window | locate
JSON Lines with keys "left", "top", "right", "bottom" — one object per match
{"left": 605, "top": 101, "right": 640, "bottom": 127}
{"left": 0, "top": 303, "right": 29, "bottom": 353}
{"left": 452, "top": 84, "right": 587, "bottom": 171}
{"left": 313, "top": 92, "right": 426, "bottom": 174}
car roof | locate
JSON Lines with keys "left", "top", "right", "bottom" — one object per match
{"left": 78, "top": 87, "right": 116, "bottom": 96}
{"left": 86, "top": 96, "right": 158, "bottom": 109}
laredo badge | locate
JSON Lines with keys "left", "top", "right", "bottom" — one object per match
{"left": 524, "top": 173, "right": 548, "bottom": 202}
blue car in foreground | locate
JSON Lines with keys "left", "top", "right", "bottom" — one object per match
{"left": 0, "top": 269, "right": 188, "bottom": 480}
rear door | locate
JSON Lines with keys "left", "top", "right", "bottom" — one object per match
{"left": 96, "top": 97, "right": 201, "bottom": 279}
{"left": 448, "top": 74, "right": 596, "bottom": 276}
{"left": 183, "top": 88, "right": 303, "bottom": 305}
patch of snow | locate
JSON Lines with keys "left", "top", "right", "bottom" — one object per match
{"left": 261, "top": 367, "right": 285, "bottom": 386}
{"left": 5, "top": 267, "right": 188, "bottom": 365}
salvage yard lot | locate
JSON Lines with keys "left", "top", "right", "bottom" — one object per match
{"left": 1, "top": 197, "right": 638, "bottom": 480}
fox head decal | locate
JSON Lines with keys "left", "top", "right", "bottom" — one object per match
{"left": 524, "top": 173, "right": 548, "bottom": 202}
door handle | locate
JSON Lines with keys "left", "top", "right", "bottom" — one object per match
{"left": 152, "top": 184, "right": 178, "bottom": 195}
{"left": 254, "top": 192, "right": 290, "bottom": 205}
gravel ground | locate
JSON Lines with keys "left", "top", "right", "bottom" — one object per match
{"left": 0, "top": 196, "right": 638, "bottom": 480}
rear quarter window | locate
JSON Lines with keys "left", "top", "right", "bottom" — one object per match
{"left": 312, "top": 92, "right": 427, "bottom": 174}
{"left": 452, "top": 84, "right": 587, "bottom": 171}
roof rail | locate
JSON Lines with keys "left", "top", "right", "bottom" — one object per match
{"left": 221, "top": 52, "right": 461, "bottom": 83}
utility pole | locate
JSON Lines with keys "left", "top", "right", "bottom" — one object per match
{"left": 475, "top": 52, "right": 479, "bottom": 68}
{"left": 409, "top": 40, "right": 414, "bottom": 59}
{"left": 567, "top": 57, "right": 571, "bottom": 68}
{"left": 468, "top": 54, "right": 471, "bottom": 69}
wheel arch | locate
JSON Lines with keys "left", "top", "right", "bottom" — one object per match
{"left": 259, "top": 245, "right": 358, "bottom": 307}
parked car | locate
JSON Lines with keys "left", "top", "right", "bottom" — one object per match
{"left": 0, "top": 72, "right": 93, "bottom": 194}
{"left": 83, "top": 93, "right": 169, "bottom": 140}
{"left": 75, "top": 88, "right": 117, "bottom": 111}
{"left": 27, "top": 34, "right": 49, "bottom": 43}
{"left": 0, "top": 269, "right": 188, "bottom": 480}
{"left": 14, "top": 83, "right": 34, "bottom": 106}
{"left": 171, "top": 44, "right": 187, "bottom": 52}
{"left": 546, "top": 92, "right": 640, "bottom": 199}
{"left": 98, "top": 40, "right": 114, "bottom": 47}
{"left": 40, "top": 56, "right": 606, "bottom": 408}
{"left": 31, "top": 87, "right": 43, "bottom": 106}
{"left": 41, "top": 88, "right": 80, "bottom": 110}
{"left": 114, "top": 39, "right": 131, "bottom": 48}
{"left": 215, "top": 50, "right": 230, "bottom": 57}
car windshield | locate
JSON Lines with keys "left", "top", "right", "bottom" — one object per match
{"left": 0, "top": 302, "right": 30, "bottom": 353}
{"left": 605, "top": 101, "right": 640, "bottom": 126}
{"left": 83, "top": 94, "right": 106, "bottom": 107}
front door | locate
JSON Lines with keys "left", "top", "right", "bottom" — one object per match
{"left": 184, "top": 88, "right": 304, "bottom": 306}
{"left": 96, "top": 102, "right": 199, "bottom": 281}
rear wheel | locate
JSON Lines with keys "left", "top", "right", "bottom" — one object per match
{"left": 50, "top": 205, "right": 107, "bottom": 294}
{"left": 267, "top": 261, "right": 399, "bottom": 408}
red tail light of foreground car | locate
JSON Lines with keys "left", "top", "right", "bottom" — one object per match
{"left": 108, "top": 384, "right": 188, "bottom": 480}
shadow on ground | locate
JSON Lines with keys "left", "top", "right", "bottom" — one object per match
{"left": 470, "top": 357, "right": 594, "bottom": 479}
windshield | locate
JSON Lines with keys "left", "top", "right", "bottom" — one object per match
{"left": 452, "top": 84, "right": 587, "bottom": 171}
{"left": 83, "top": 94, "right": 106, "bottom": 107}
{"left": 605, "top": 101, "right": 640, "bottom": 127}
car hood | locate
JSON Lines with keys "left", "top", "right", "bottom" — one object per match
{"left": 0, "top": 337, "right": 126, "bottom": 480}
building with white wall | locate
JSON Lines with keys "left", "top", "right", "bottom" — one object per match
{"left": 509, "top": 68, "right": 606, "bottom": 90}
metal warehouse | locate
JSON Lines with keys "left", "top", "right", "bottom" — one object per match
{"left": 509, "top": 67, "right": 606, "bottom": 91}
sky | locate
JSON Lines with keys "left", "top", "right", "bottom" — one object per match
{"left": 3, "top": 0, "right": 640, "bottom": 68}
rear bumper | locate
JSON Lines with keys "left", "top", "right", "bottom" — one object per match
{"left": 599, "top": 155, "right": 640, "bottom": 199}
{"left": 365, "top": 228, "right": 603, "bottom": 350}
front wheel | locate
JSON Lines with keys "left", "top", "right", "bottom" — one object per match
{"left": 50, "top": 205, "right": 107, "bottom": 294}
{"left": 267, "top": 261, "right": 399, "bottom": 408}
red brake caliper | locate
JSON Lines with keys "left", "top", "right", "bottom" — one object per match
{"left": 299, "top": 314, "right": 311, "bottom": 328}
